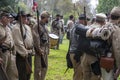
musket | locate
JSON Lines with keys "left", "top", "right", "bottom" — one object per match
{"left": 18, "top": 7, "right": 24, "bottom": 38}
{"left": 84, "top": 7, "right": 87, "bottom": 26}
{"left": 18, "top": 7, "right": 32, "bottom": 74}
{"left": 36, "top": 8, "right": 47, "bottom": 68}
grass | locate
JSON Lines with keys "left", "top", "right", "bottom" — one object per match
{"left": 30, "top": 38, "right": 73, "bottom": 80}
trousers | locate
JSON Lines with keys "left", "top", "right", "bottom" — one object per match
{"left": 1, "top": 51, "right": 18, "bottom": 80}
{"left": 70, "top": 53, "right": 83, "bottom": 80}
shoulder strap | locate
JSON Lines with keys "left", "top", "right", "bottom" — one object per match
{"left": 23, "top": 26, "right": 27, "bottom": 40}
{"left": 0, "top": 24, "right": 7, "bottom": 45}
{"left": 0, "top": 33, "right": 7, "bottom": 45}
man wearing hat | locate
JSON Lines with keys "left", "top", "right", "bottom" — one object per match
{"left": 91, "top": 7, "right": 120, "bottom": 80}
{"left": 69, "top": 14, "right": 89, "bottom": 80}
{"left": 0, "top": 11, "right": 18, "bottom": 80}
{"left": 81, "top": 13, "right": 107, "bottom": 80}
{"left": 33, "top": 11, "right": 50, "bottom": 80}
{"left": 51, "top": 14, "right": 62, "bottom": 49}
{"left": 82, "top": 6, "right": 120, "bottom": 80}
{"left": 91, "top": 13, "right": 106, "bottom": 28}
{"left": 66, "top": 15, "right": 74, "bottom": 40}
{"left": 109, "top": 6, "right": 120, "bottom": 80}
{"left": 73, "top": 13, "right": 106, "bottom": 80}
{"left": 12, "top": 11, "right": 34, "bottom": 80}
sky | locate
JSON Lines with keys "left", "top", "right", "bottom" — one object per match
{"left": 72, "top": 0, "right": 98, "bottom": 8}
{"left": 90, "top": 0, "right": 98, "bottom": 8}
{"left": 72, "top": 0, "right": 98, "bottom": 16}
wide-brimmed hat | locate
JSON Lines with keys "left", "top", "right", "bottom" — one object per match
{"left": 110, "top": 7, "right": 120, "bottom": 20}
{"left": 41, "top": 11, "right": 50, "bottom": 18}
{"left": 0, "top": 11, "right": 9, "bottom": 19}
{"left": 110, "top": 7, "right": 120, "bottom": 16}
{"left": 96, "top": 13, "right": 107, "bottom": 22}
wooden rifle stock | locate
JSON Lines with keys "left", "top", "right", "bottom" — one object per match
{"left": 36, "top": 8, "right": 47, "bottom": 68}
{"left": 25, "top": 58, "right": 32, "bottom": 74}
{"left": 18, "top": 7, "right": 24, "bottom": 38}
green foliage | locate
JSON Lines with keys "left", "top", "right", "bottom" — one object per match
{"left": 56, "top": 0, "right": 73, "bottom": 14}
{"left": 0, "top": 0, "right": 31, "bottom": 13}
{"left": 0, "top": 0, "right": 18, "bottom": 12}
{"left": 17, "top": 1, "right": 28, "bottom": 12}
{"left": 97, "top": 0, "right": 120, "bottom": 13}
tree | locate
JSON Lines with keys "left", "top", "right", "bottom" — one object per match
{"left": 0, "top": 0, "right": 18, "bottom": 12}
{"left": 97, "top": 0, "right": 120, "bottom": 13}
{"left": 75, "top": 0, "right": 94, "bottom": 18}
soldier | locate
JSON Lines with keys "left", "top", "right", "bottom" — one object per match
{"left": 59, "top": 15, "right": 65, "bottom": 44}
{"left": 84, "top": 13, "right": 107, "bottom": 80}
{"left": 84, "top": 7, "right": 120, "bottom": 80}
{"left": 25, "top": 13, "right": 37, "bottom": 80}
{"left": 12, "top": 11, "right": 33, "bottom": 80}
{"left": 33, "top": 11, "right": 50, "bottom": 80}
{"left": 74, "top": 13, "right": 107, "bottom": 80}
{"left": 51, "top": 14, "right": 62, "bottom": 49}
{"left": 69, "top": 14, "right": 90, "bottom": 80}
{"left": 109, "top": 6, "right": 120, "bottom": 80}
{"left": 27, "top": 14, "right": 37, "bottom": 30}
{"left": 66, "top": 15, "right": 74, "bottom": 40}
{"left": 90, "top": 7, "right": 120, "bottom": 80}
{"left": 0, "top": 11, "right": 18, "bottom": 80}
{"left": 90, "top": 13, "right": 106, "bottom": 28}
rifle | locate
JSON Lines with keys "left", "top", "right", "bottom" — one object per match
{"left": 18, "top": 7, "right": 32, "bottom": 74}
{"left": 84, "top": 7, "right": 87, "bottom": 26}
{"left": 36, "top": 8, "right": 47, "bottom": 68}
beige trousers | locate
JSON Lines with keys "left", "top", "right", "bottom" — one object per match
{"left": 1, "top": 51, "right": 18, "bottom": 80}
{"left": 81, "top": 53, "right": 100, "bottom": 80}
{"left": 70, "top": 53, "right": 83, "bottom": 80}
{"left": 34, "top": 53, "right": 48, "bottom": 80}
{"left": 101, "top": 68, "right": 114, "bottom": 80}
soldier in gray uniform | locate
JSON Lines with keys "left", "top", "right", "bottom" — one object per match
{"left": 66, "top": 15, "right": 74, "bottom": 40}
{"left": 51, "top": 14, "right": 62, "bottom": 49}
{"left": 110, "top": 6, "right": 120, "bottom": 80}
{"left": 82, "top": 13, "right": 106, "bottom": 80}
{"left": 33, "top": 11, "right": 50, "bottom": 80}
{"left": 85, "top": 6, "right": 120, "bottom": 80}
{"left": 69, "top": 14, "right": 90, "bottom": 80}
{"left": 12, "top": 11, "right": 33, "bottom": 80}
{"left": 0, "top": 11, "right": 18, "bottom": 80}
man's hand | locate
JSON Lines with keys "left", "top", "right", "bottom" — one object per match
{"left": 39, "top": 48, "right": 44, "bottom": 55}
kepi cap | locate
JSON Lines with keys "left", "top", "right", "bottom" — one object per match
{"left": 79, "top": 14, "right": 90, "bottom": 20}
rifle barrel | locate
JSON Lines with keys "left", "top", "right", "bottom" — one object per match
{"left": 84, "top": 7, "right": 87, "bottom": 26}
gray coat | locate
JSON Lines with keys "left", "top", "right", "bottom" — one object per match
{"left": 69, "top": 25, "right": 79, "bottom": 53}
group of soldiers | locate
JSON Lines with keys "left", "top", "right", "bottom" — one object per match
{"left": 0, "top": 5, "right": 120, "bottom": 80}
{"left": 0, "top": 10, "right": 50, "bottom": 80}
{"left": 67, "top": 6, "right": 120, "bottom": 80}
